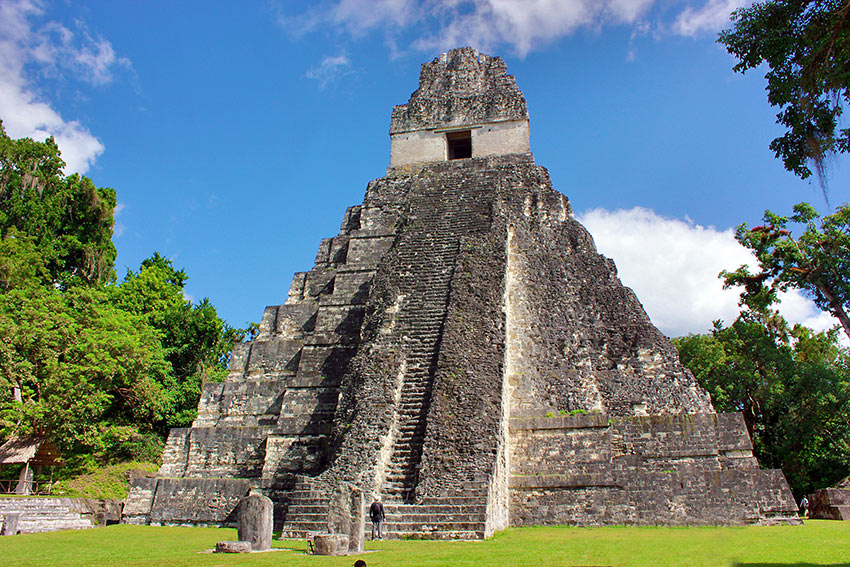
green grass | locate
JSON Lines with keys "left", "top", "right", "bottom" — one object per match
{"left": 1, "top": 521, "right": 849, "bottom": 567}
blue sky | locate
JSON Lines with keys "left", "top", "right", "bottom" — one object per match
{"left": 2, "top": 0, "right": 848, "bottom": 338}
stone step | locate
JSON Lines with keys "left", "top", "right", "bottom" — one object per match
{"left": 384, "top": 513, "right": 486, "bottom": 524}
{"left": 383, "top": 521, "right": 485, "bottom": 532}
{"left": 280, "top": 521, "right": 327, "bottom": 533}
{"left": 0, "top": 500, "right": 74, "bottom": 509}
{"left": 285, "top": 512, "right": 326, "bottom": 522}
{"left": 9, "top": 512, "right": 87, "bottom": 520}
{"left": 284, "top": 490, "right": 325, "bottom": 500}
{"left": 418, "top": 496, "right": 487, "bottom": 506}
{"left": 18, "top": 520, "right": 95, "bottom": 532}
{"left": 0, "top": 504, "right": 72, "bottom": 512}
{"left": 385, "top": 474, "right": 416, "bottom": 483}
{"left": 285, "top": 505, "right": 327, "bottom": 514}
{"left": 385, "top": 504, "right": 487, "bottom": 514}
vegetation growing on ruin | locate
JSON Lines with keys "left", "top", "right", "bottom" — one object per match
{"left": 50, "top": 462, "right": 159, "bottom": 500}
{"left": 2, "top": 522, "right": 849, "bottom": 567}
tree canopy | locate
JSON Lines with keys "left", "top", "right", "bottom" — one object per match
{"left": 722, "top": 202, "right": 850, "bottom": 340}
{"left": 0, "top": 126, "right": 241, "bottom": 472}
{"left": 0, "top": 122, "right": 117, "bottom": 287}
{"left": 718, "top": 0, "right": 850, "bottom": 181}
{"left": 675, "top": 315, "right": 850, "bottom": 497}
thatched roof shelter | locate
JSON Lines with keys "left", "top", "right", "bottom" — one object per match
{"left": 0, "top": 436, "right": 61, "bottom": 467}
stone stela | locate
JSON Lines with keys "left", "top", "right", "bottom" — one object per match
{"left": 123, "top": 47, "right": 800, "bottom": 539}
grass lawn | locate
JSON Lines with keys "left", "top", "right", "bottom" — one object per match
{"left": 1, "top": 521, "right": 848, "bottom": 567}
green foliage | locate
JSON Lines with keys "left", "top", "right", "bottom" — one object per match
{"left": 0, "top": 285, "right": 172, "bottom": 459}
{"left": 674, "top": 316, "right": 850, "bottom": 497}
{"left": 0, "top": 128, "right": 241, "bottom": 476}
{"left": 719, "top": 0, "right": 850, "bottom": 181}
{"left": 0, "top": 228, "right": 51, "bottom": 290}
{"left": 723, "top": 202, "right": 850, "bottom": 340}
{"left": 0, "top": 122, "right": 117, "bottom": 287}
{"left": 112, "top": 253, "right": 238, "bottom": 426}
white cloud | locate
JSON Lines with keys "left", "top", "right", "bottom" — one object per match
{"left": 673, "top": 0, "right": 750, "bottom": 37}
{"left": 0, "top": 0, "right": 129, "bottom": 174}
{"left": 113, "top": 202, "right": 126, "bottom": 237}
{"left": 577, "top": 207, "right": 841, "bottom": 338}
{"left": 280, "top": 0, "right": 744, "bottom": 57}
{"left": 306, "top": 54, "right": 353, "bottom": 89}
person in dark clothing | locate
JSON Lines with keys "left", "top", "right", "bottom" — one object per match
{"left": 369, "top": 500, "right": 385, "bottom": 540}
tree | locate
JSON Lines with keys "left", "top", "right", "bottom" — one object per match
{"left": 0, "top": 127, "right": 243, "bottom": 473}
{"left": 0, "top": 285, "right": 171, "bottom": 462}
{"left": 0, "top": 122, "right": 117, "bottom": 287}
{"left": 718, "top": 0, "right": 850, "bottom": 181}
{"left": 722, "top": 202, "right": 850, "bottom": 341}
{"left": 675, "top": 316, "right": 850, "bottom": 497}
{"left": 112, "top": 253, "right": 237, "bottom": 427}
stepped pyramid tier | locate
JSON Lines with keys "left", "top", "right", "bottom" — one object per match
{"left": 124, "top": 47, "right": 799, "bottom": 537}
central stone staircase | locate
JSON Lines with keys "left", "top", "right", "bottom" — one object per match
{"left": 279, "top": 477, "right": 488, "bottom": 539}
{"left": 381, "top": 490, "right": 488, "bottom": 539}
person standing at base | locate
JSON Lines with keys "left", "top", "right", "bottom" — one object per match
{"left": 369, "top": 500, "right": 385, "bottom": 540}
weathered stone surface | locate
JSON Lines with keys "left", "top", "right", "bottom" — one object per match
{"left": 125, "top": 46, "right": 798, "bottom": 539}
{"left": 509, "top": 413, "right": 799, "bottom": 526}
{"left": 313, "top": 533, "right": 350, "bottom": 555}
{"left": 237, "top": 494, "right": 273, "bottom": 551}
{"left": 0, "top": 499, "right": 102, "bottom": 534}
{"left": 0, "top": 513, "right": 19, "bottom": 535}
{"left": 327, "top": 482, "right": 364, "bottom": 553}
{"left": 808, "top": 477, "right": 850, "bottom": 520}
{"left": 148, "top": 478, "right": 250, "bottom": 525}
{"left": 390, "top": 47, "right": 527, "bottom": 134}
{"left": 215, "top": 540, "right": 252, "bottom": 553}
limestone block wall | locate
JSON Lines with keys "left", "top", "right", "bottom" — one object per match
{"left": 509, "top": 413, "right": 798, "bottom": 526}
{"left": 808, "top": 480, "right": 850, "bottom": 520}
{"left": 148, "top": 478, "right": 251, "bottom": 526}
{"left": 194, "top": 381, "right": 286, "bottom": 427}
{"left": 183, "top": 426, "right": 268, "bottom": 478}
{"left": 389, "top": 119, "right": 530, "bottom": 167}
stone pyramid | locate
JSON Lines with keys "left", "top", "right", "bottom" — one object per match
{"left": 124, "top": 48, "right": 798, "bottom": 539}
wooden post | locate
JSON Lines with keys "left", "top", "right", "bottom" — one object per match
{"left": 15, "top": 462, "right": 32, "bottom": 495}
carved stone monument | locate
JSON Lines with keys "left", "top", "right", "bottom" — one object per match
{"left": 124, "top": 47, "right": 799, "bottom": 538}
{"left": 237, "top": 493, "right": 273, "bottom": 551}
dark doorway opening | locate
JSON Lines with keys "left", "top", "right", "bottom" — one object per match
{"left": 446, "top": 130, "right": 472, "bottom": 160}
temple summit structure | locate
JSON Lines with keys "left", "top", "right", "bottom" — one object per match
{"left": 124, "top": 47, "right": 799, "bottom": 540}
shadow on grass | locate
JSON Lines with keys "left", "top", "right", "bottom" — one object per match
{"left": 735, "top": 564, "right": 850, "bottom": 567}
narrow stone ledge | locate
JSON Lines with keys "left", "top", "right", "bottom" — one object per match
{"left": 509, "top": 474, "right": 620, "bottom": 489}
{"left": 509, "top": 413, "right": 609, "bottom": 431}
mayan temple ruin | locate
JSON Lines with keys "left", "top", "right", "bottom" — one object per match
{"left": 124, "top": 47, "right": 798, "bottom": 540}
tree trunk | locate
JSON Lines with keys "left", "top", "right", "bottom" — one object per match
{"left": 816, "top": 282, "right": 850, "bottom": 341}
